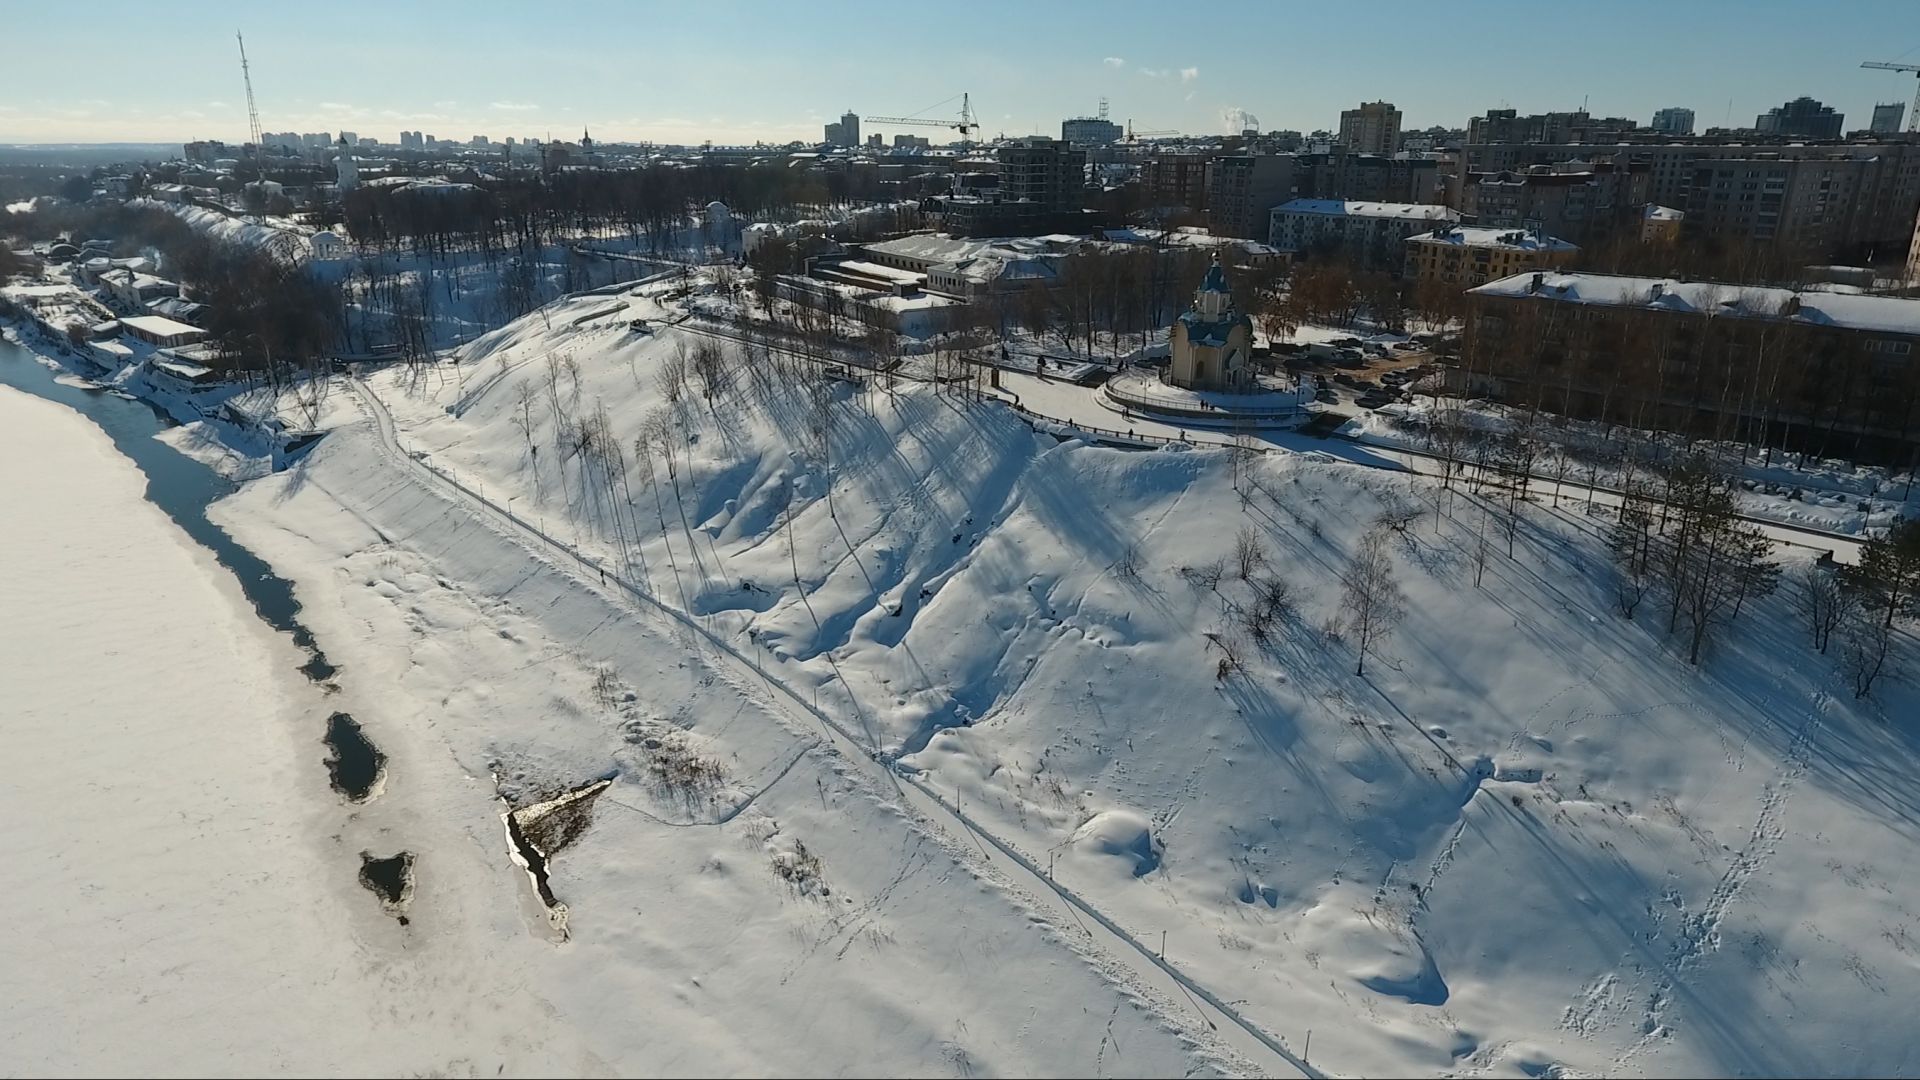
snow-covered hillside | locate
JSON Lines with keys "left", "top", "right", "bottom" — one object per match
{"left": 157, "top": 272, "right": 1912, "bottom": 1068}
{"left": 241, "top": 295, "right": 1920, "bottom": 1077}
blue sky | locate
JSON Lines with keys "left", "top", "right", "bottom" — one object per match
{"left": 4, "top": 0, "right": 1918, "bottom": 145}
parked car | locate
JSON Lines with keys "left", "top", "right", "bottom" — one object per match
{"left": 628, "top": 318, "right": 651, "bottom": 333}
{"left": 1315, "top": 388, "right": 1339, "bottom": 404}
{"left": 1333, "top": 348, "right": 1364, "bottom": 367}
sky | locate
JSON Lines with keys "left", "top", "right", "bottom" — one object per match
{"left": 3, "top": 0, "right": 1919, "bottom": 146}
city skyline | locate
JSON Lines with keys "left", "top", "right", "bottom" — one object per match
{"left": 4, "top": 0, "right": 1919, "bottom": 146}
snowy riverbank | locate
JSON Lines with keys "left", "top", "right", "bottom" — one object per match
{"left": 0, "top": 384, "right": 570, "bottom": 1073}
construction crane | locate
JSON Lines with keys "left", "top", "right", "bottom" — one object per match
{"left": 865, "top": 93, "right": 978, "bottom": 142}
{"left": 1126, "top": 119, "right": 1179, "bottom": 142}
{"left": 236, "top": 31, "right": 264, "bottom": 147}
{"left": 1861, "top": 61, "right": 1920, "bottom": 132}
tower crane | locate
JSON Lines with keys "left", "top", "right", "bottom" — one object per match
{"left": 236, "top": 31, "right": 264, "bottom": 148}
{"left": 1126, "top": 119, "right": 1179, "bottom": 142}
{"left": 864, "top": 93, "right": 978, "bottom": 143}
{"left": 1861, "top": 61, "right": 1920, "bottom": 132}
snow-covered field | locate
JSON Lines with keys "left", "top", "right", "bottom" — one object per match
{"left": 317, "top": 302, "right": 1920, "bottom": 1077}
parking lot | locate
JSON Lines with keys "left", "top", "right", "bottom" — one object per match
{"left": 1269, "top": 331, "right": 1455, "bottom": 415}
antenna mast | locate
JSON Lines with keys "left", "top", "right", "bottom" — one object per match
{"left": 237, "top": 31, "right": 264, "bottom": 147}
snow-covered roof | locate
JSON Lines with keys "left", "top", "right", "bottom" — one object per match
{"left": 152, "top": 357, "right": 214, "bottom": 380}
{"left": 146, "top": 297, "right": 207, "bottom": 321}
{"left": 1644, "top": 205, "right": 1683, "bottom": 222}
{"left": 832, "top": 259, "right": 926, "bottom": 285}
{"left": 1469, "top": 272, "right": 1920, "bottom": 336}
{"left": 1406, "top": 226, "right": 1577, "bottom": 252}
{"left": 863, "top": 233, "right": 1054, "bottom": 266}
{"left": 1273, "top": 199, "right": 1460, "bottom": 221}
{"left": 120, "top": 314, "right": 204, "bottom": 338}
{"left": 931, "top": 254, "right": 1057, "bottom": 285}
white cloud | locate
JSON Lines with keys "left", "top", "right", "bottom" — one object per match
{"left": 1138, "top": 67, "right": 1167, "bottom": 79}
{"left": 317, "top": 101, "right": 353, "bottom": 112}
{"left": 1180, "top": 67, "right": 1199, "bottom": 83}
{"left": 491, "top": 101, "right": 538, "bottom": 112}
{"left": 1103, "top": 56, "right": 1125, "bottom": 67}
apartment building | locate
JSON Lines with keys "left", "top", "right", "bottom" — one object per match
{"left": 1206, "top": 155, "right": 1299, "bottom": 239}
{"left": 1458, "top": 162, "right": 1651, "bottom": 244}
{"left": 1269, "top": 199, "right": 1461, "bottom": 273}
{"left": 1338, "top": 101, "right": 1402, "bottom": 155}
{"left": 1403, "top": 226, "right": 1578, "bottom": 288}
{"left": 1651, "top": 107, "right": 1695, "bottom": 136}
{"left": 1461, "top": 271, "right": 1920, "bottom": 460}
{"left": 1460, "top": 139, "right": 1920, "bottom": 259}
{"left": 1465, "top": 109, "right": 1638, "bottom": 146}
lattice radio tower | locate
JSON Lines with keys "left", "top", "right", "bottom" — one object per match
{"left": 236, "top": 31, "right": 264, "bottom": 147}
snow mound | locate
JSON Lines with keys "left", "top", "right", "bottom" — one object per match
{"left": 1069, "top": 809, "right": 1163, "bottom": 877}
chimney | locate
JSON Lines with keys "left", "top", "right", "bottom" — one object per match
{"left": 1529, "top": 272, "right": 1543, "bottom": 293}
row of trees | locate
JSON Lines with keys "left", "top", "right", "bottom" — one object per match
{"left": 340, "top": 164, "right": 924, "bottom": 259}
{"left": 1455, "top": 281, "right": 1920, "bottom": 466}
{"left": 1600, "top": 456, "right": 1920, "bottom": 696}
{"left": 1796, "top": 519, "right": 1920, "bottom": 697}
{"left": 1607, "top": 462, "right": 1778, "bottom": 664}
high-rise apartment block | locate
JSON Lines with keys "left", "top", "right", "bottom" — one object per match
{"left": 1651, "top": 107, "right": 1695, "bottom": 135}
{"left": 1338, "top": 101, "right": 1402, "bottom": 155}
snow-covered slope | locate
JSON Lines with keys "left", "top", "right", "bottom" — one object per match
{"left": 287, "top": 302, "right": 1920, "bottom": 1077}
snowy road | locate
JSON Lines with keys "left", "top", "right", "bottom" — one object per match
{"left": 345, "top": 374, "right": 1323, "bottom": 1079}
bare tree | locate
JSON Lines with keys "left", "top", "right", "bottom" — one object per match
{"left": 1793, "top": 561, "right": 1852, "bottom": 655}
{"left": 1233, "top": 526, "right": 1267, "bottom": 580}
{"left": 1840, "top": 607, "right": 1897, "bottom": 699}
{"left": 1472, "top": 499, "right": 1492, "bottom": 588}
{"left": 1339, "top": 527, "right": 1405, "bottom": 676}
{"left": 1608, "top": 483, "right": 1659, "bottom": 620}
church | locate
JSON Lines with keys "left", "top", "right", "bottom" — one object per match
{"left": 1168, "top": 255, "right": 1253, "bottom": 392}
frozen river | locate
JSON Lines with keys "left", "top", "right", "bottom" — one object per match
{"left": 0, "top": 339, "right": 504, "bottom": 1074}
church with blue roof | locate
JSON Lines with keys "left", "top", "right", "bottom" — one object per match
{"left": 1168, "top": 255, "right": 1253, "bottom": 391}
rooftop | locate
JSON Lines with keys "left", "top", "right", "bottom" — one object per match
{"left": 119, "top": 314, "right": 204, "bottom": 338}
{"left": 1469, "top": 272, "right": 1920, "bottom": 336}
{"left": 863, "top": 233, "right": 1055, "bottom": 265}
{"left": 1407, "top": 226, "right": 1577, "bottom": 252}
{"left": 1273, "top": 199, "right": 1460, "bottom": 221}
